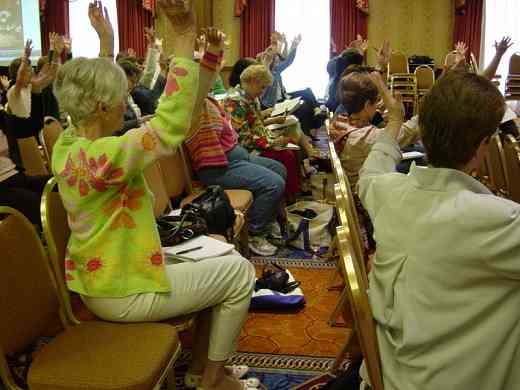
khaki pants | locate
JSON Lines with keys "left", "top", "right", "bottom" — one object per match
{"left": 82, "top": 252, "right": 256, "bottom": 361}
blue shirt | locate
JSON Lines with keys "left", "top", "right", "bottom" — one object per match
{"left": 261, "top": 48, "right": 297, "bottom": 108}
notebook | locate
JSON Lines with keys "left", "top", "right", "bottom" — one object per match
{"left": 163, "top": 235, "right": 234, "bottom": 262}
{"left": 271, "top": 97, "right": 302, "bottom": 117}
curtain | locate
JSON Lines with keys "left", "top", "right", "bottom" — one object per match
{"left": 330, "top": 0, "right": 368, "bottom": 56}
{"left": 40, "top": 0, "right": 69, "bottom": 55}
{"left": 117, "top": 0, "right": 154, "bottom": 58}
{"left": 240, "top": 0, "right": 275, "bottom": 58}
{"left": 453, "top": 0, "right": 484, "bottom": 62}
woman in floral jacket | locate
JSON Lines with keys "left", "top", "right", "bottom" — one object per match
{"left": 52, "top": 3, "right": 256, "bottom": 390}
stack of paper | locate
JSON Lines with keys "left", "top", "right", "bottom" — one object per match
{"left": 163, "top": 235, "right": 234, "bottom": 262}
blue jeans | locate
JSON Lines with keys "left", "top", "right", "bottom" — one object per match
{"left": 197, "top": 145, "right": 287, "bottom": 234}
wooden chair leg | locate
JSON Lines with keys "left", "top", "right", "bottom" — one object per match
{"left": 331, "top": 328, "right": 354, "bottom": 373}
{"left": 166, "top": 366, "right": 177, "bottom": 390}
{"left": 328, "top": 287, "right": 349, "bottom": 327}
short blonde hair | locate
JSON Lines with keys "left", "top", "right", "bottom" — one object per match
{"left": 53, "top": 57, "right": 127, "bottom": 126}
{"left": 240, "top": 64, "right": 273, "bottom": 88}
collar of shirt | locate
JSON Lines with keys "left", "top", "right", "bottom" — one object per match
{"left": 407, "top": 163, "right": 492, "bottom": 195}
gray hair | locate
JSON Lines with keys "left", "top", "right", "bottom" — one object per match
{"left": 53, "top": 57, "right": 127, "bottom": 126}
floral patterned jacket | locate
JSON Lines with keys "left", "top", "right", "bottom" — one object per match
{"left": 223, "top": 87, "right": 274, "bottom": 151}
{"left": 52, "top": 58, "right": 198, "bottom": 298}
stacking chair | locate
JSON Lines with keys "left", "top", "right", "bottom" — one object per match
{"left": 469, "top": 52, "right": 479, "bottom": 74}
{"left": 334, "top": 219, "right": 384, "bottom": 390}
{"left": 41, "top": 177, "right": 197, "bottom": 332}
{"left": 0, "top": 206, "right": 181, "bottom": 390}
{"left": 486, "top": 134, "right": 509, "bottom": 197}
{"left": 502, "top": 134, "right": 520, "bottom": 203}
{"left": 17, "top": 136, "right": 49, "bottom": 176}
{"left": 327, "top": 137, "right": 368, "bottom": 326}
{"left": 40, "top": 116, "right": 64, "bottom": 163}
{"left": 506, "top": 53, "right": 520, "bottom": 101}
{"left": 415, "top": 65, "right": 435, "bottom": 98}
{"left": 388, "top": 52, "right": 417, "bottom": 114}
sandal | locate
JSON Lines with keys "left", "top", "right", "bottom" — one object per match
{"left": 196, "top": 378, "right": 260, "bottom": 389}
{"left": 185, "top": 367, "right": 257, "bottom": 388}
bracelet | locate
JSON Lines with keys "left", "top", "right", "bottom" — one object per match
{"left": 200, "top": 50, "right": 223, "bottom": 71}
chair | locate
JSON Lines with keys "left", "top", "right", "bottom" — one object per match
{"left": 40, "top": 116, "right": 64, "bottom": 163}
{"left": 327, "top": 136, "right": 368, "bottom": 327}
{"left": 0, "top": 206, "right": 181, "bottom": 390}
{"left": 415, "top": 65, "right": 435, "bottom": 97}
{"left": 469, "top": 52, "right": 479, "bottom": 74}
{"left": 486, "top": 134, "right": 509, "bottom": 197}
{"left": 508, "top": 53, "right": 520, "bottom": 75}
{"left": 41, "top": 177, "right": 197, "bottom": 332}
{"left": 17, "top": 136, "right": 49, "bottom": 176}
{"left": 502, "top": 134, "right": 520, "bottom": 203}
{"left": 387, "top": 51, "right": 409, "bottom": 76}
{"left": 334, "top": 222, "right": 383, "bottom": 390}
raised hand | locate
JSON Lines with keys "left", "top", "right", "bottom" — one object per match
{"left": 350, "top": 34, "right": 368, "bottom": 54}
{"left": 49, "top": 32, "right": 65, "bottom": 55}
{"left": 368, "top": 71, "right": 404, "bottom": 130}
{"left": 23, "top": 39, "right": 33, "bottom": 60}
{"left": 31, "top": 63, "right": 58, "bottom": 93}
{"left": 291, "top": 34, "right": 302, "bottom": 49}
{"left": 63, "top": 36, "right": 72, "bottom": 53}
{"left": 495, "top": 36, "right": 513, "bottom": 56}
{"left": 454, "top": 41, "right": 467, "bottom": 57}
{"left": 144, "top": 27, "right": 156, "bottom": 47}
{"left": 204, "top": 27, "right": 226, "bottom": 53}
{"left": 376, "top": 40, "right": 391, "bottom": 68}
{"left": 196, "top": 33, "right": 207, "bottom": 53}
{"left": 157, "top": 0, "right": 197, "bottom": 36}
{"left": 88, "top": 1, "right": 114, "bottom": 38}
{"left": 0, "top": 75, "right": 9, "bottom": 91}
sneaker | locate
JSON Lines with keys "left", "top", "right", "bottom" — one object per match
{"left": 267, "top": 222, "right": 282, "bottom": 239}
{"left": 249, "top": 235, "right": 278, "bottom": 256}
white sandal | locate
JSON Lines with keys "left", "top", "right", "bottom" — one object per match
{"left": 196, "top": 378, "right": 260, "bottom": 390}
{"left": 185, "top": 367, "right": 257, "bottom": 388}
{"left": 225, "top": 364, "right": 249, "bottom": 379}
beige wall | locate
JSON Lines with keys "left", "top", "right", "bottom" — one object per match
{"left": 213, "top": 0, "right": 241, "bottom": 68}
{"left": 367, "top": 0, "right": 454, "bottom": 67}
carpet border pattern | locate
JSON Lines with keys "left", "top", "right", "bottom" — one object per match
{"left": 250, "top": 257, "right": 336, "bottom": 269}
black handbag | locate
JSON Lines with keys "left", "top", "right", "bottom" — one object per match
{"left": 255, "top": 263, "right": 301, "bottom": 294}
{"left": 156, "top": 210, "right": 207, "bottom": 247}
{"left": 182, "top": 185, "right": 236, "bottom": 237}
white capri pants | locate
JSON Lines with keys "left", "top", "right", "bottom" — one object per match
{"left": 81, "top": 252, "right": 256, "bottom": 361}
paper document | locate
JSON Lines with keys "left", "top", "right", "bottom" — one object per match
{"left": 271, "top": 97, "right": 302, "bottom": 117}
{"left": 163, "top": 235, "right": 234, "bottom": 262}
{"left": 266, "top": 115, "right": 299, "bottom": 131}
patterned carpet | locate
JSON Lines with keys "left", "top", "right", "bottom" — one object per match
{"left": 238, "top": 257, "right": 350, "bottom": 357}
{"left": 171, "top": 350, "right": 346, "bottom": 390}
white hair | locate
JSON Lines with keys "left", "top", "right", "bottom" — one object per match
{"left": 53, "top": 57, "right": 127, "bottom": 126}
